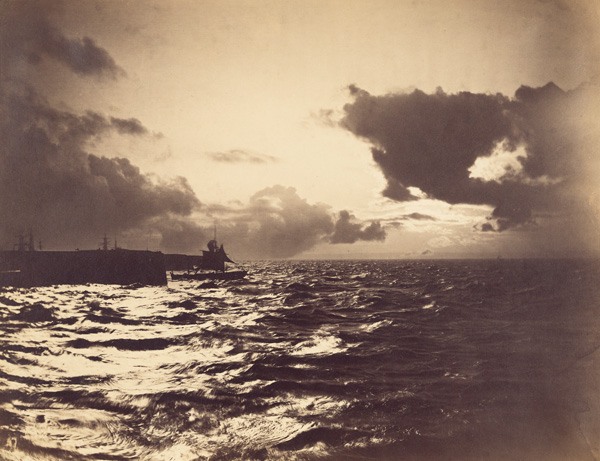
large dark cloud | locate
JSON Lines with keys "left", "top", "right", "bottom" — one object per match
{"left": 0, "top": 86, "right": 201, "bottom": 249}
{"left": 340, "top": 82, "right": 598, "bottom": 239}
{"left": 343, "top": 84, "right": 515, "bottom": 206}
{"left": 0, "top": 1, "right": 199, "bottom": 250}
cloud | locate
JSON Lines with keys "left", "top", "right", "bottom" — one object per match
{"left": 480, "top": 222, "right": 495, "bottom": 233}
{"left": 205, "top": 149, "right": 278, "bottom": 164}
{"left": 110, "top": 117, "right": 149, "bottom": 136}
{"left": 402, "top": 213, "right": 437, "bottom": 221}
{"left": 339, "top": 82, "right": 600, "bottom": 253}
{"left": 0, "top": 2, "right": 200, "bottom": 250}
{"left": 0, "top": 87, "right": 201, "bottom": 249}
{"left": 330, "top": 210, "right": 386, "bottom": 244}
{"left": 427, "top": 236, "right": 455, "bottom": 249}
{"left": 156, "top": 186, "right": 334, "bottom": 258}
{"left": 154, "top": 218, "right": 209, "bottom": 255}
{"left": 0, "top": 1, "right": 389, "bottom": 259}
{"left": 1, "top": 1, "right": 124, "bottom": 79}
{"left": 42, "top": 35, "right": 124, "bottom": 78}
{"left": 239, "top": 185, "right": 334, "bottom": 258}
{"left": 157, "top": 188, "right": 389, "bottom": 259}
{"left": 341, "top": 85, "right": 516, "bottom": 207}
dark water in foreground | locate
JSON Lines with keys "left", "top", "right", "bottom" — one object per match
{"left": 0, "top": 259, "right": 599, "bottom": 461}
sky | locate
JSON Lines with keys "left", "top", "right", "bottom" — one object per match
{"left": 1, "top": 0, "right": 600, "bottom": 259}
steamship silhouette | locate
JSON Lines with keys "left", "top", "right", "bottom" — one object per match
{"left": 168, "top": 229, "right": 247, "bottom": 281}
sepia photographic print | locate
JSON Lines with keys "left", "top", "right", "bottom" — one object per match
{"left": 0, "top": 0, "right": 599, "bottom": 459}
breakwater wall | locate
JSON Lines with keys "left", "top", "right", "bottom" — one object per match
{"left": 0, "top": 250, "right": 167, "bottom": 286}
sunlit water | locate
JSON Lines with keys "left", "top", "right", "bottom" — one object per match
{"left": 0, "top": 259, "right": 599, "bottom": 460}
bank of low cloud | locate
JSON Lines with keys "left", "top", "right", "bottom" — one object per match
{"left": 157, "top": 186, "right": 387, "bottom": 259}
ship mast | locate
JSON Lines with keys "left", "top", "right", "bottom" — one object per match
{"left": 16, "top": 234, "right": 25, "bottom": 251}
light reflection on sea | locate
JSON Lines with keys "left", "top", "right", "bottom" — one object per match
{"left": 0, "top": 259, "right": 599, "bottom": 460}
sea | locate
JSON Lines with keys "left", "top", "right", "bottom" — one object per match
{"left": 0, "top": 259, "right": 599, "bottom": 461}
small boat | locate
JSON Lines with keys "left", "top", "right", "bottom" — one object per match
{"left": 170, "top": 237, "right": 246, "bottom": 282}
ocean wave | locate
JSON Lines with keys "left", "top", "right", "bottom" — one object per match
{"left": 0, "top": 259, "right": 599, "bottom": 460}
